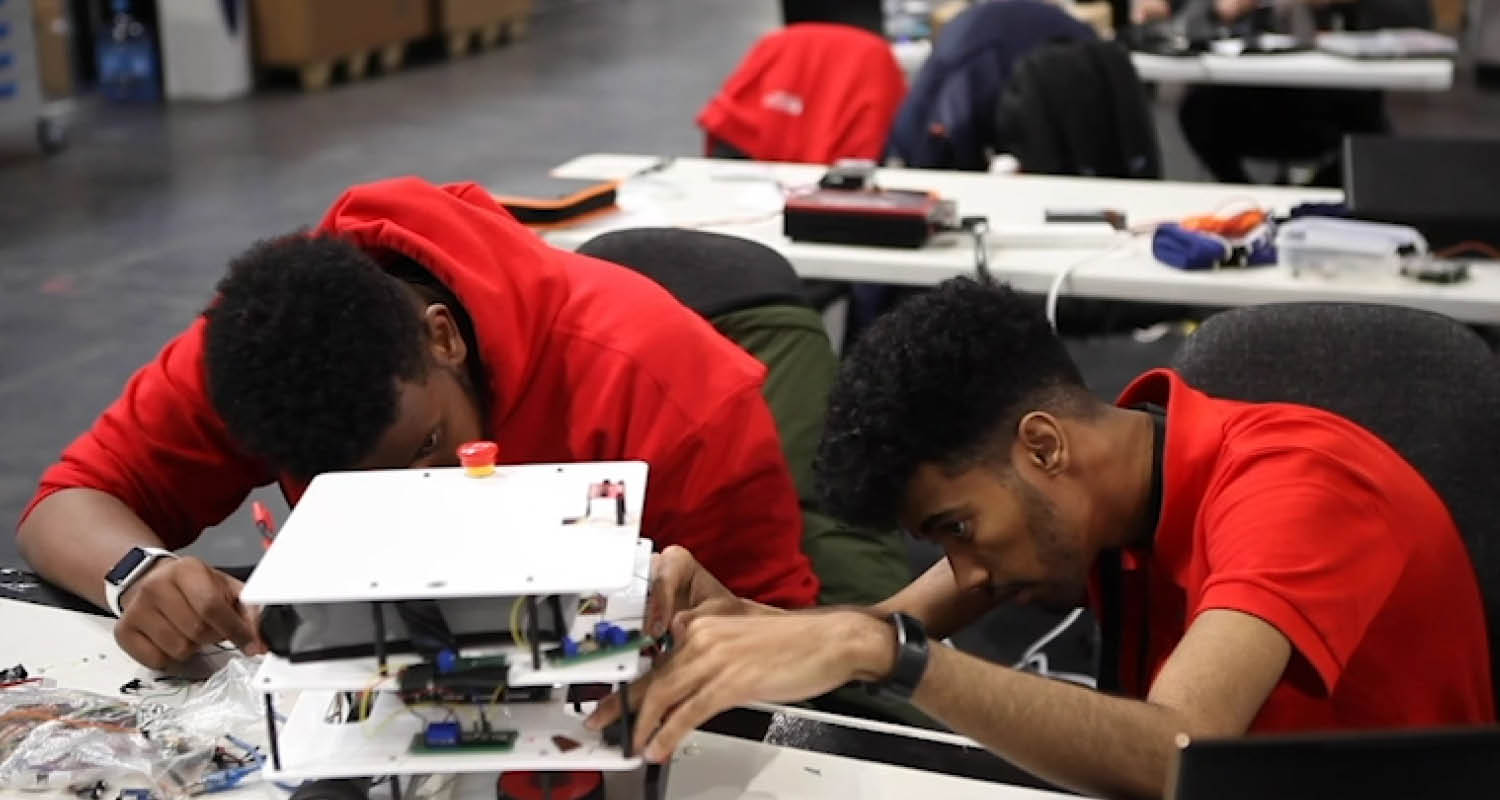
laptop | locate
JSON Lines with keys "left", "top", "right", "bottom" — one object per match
{"left": 1344, "top": 135, "right": 1500, "bottom": 252}
{"left": 1169, "top": 726, "right": 1500, "bottom": 800}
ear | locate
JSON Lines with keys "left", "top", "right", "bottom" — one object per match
{"left": 1014, "top": 412, "right": 1068, "bottom": 477}
{"left": 422, "top": 304, "right": 468, "bottom": 369}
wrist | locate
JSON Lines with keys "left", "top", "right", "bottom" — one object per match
{"left": 841, "top": 612, "right": 898, "bottom": 684}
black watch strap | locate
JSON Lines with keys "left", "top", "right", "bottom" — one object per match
{"left": 873, "top": 612, "right": 930, "bottom": 699}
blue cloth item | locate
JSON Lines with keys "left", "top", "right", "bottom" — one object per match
{"left": 889, "top": 0, "right": 1095, "bottom": 170}
{"left": 1153, "top": 224, "right": 1231, "bottom": 270}
{"left": 1153, "top": 223, "right": 1277, "bottom": 270}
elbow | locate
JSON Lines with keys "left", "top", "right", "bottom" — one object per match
{"left": 16, "top": 507, "right": 41, "bottom": 565}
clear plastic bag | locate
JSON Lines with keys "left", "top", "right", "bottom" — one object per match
{"left": 0, "top": 656, "right": 265, "bottom": 798}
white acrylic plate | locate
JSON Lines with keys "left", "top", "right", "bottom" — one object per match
{"left": 253, "top": 540, "right": 654, "bottom": 691}
{"left": 265, "top": 690, "right": 641, "bottom": 779}
{"left": 242, "top": 462, "right": 648, "bottom": 604}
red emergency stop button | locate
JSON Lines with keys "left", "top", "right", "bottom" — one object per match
{"left": 457, "top": 441, "right": 498, "bottom": 477}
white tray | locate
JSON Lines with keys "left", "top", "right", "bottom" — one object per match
{"left": 265, "top": 690, "right": 641, "bottom": 779}
{"left": 242, "top": 462, "right": 649, "bottom": 604}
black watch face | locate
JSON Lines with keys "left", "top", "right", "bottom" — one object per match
{"left": 106, "top": 548, "right": 148, "bottom": 584}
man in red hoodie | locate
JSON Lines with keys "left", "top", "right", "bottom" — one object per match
{"left": 16, "top": 177, "right": 819, "bottom": 669}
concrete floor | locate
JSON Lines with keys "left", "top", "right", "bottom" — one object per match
{"left": 3, "top": 0, "right": 1499, "bottom": 588}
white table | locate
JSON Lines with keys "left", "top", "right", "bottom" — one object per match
{"left": 541, "top": 155, "right": 1500, "bottom": 325}
{"left": 1131, "top": 50, "right": 1454, "bottom": 90}
{"left": 0, "top": 598, "right": 1066, "bottom": 800}
{"left": 892, "top": 38, "right": 1453, "bottom": 91}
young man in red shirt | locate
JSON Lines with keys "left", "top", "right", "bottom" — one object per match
{"left": 589, "top": 278, "right": 1494, "bottom": 798}
{"left": 16, "top": 177, "right": 818, "bottom": 670}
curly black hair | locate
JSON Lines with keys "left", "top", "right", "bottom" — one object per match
{"left": 203, "top": 234, "right": 429, "bottom": 479}
{"left": 814, "top": 278, "right": 1094, "bottom": 528}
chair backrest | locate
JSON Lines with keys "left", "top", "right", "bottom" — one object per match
{"left": 1171, "top": 302, "right": 1500, "bottom": 697}
{"left": 995, "top": 40, "right": 1161, "bottom": 179}
{"left": 888, "top": 0, "right": 1095, "bottom": 170}
{"left": 576, "top": 228, "right": 807, "bottom": 319}
{"left": 697, "top": 23, "right": 906, "bottom": 165}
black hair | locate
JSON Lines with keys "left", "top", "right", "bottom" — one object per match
{"left": 814, "top": 278, "right": 1094, "bottom": 528}
{"left": 203, "top": 234, "right": 431, "bottom": 479}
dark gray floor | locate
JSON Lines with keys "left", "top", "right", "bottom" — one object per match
{"left": 4, "top": 0, "right": 1500, "bottom": 580}
{"left": 0, "top": 0, "right": 783, "bottom": 568}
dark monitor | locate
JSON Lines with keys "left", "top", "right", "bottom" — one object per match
{"left": 1343, "top": 134, "right": 1500, "bottom": 251}
{"left": 781, "top": 0, "right": 884, "bottom": 34}
{"left": 1169, "top": 726, "right": 1500, "bottom": 800}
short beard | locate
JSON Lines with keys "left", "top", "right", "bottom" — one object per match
{"left": 1012, "top": 474, "right": 1087, "bottom": 611}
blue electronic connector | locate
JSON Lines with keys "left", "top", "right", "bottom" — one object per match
{"left": 197, "top": 765, "right": 261, "bottom": 794}
{"left": 435, "top": 649, "right": 458, "bottom": 674}
{"left": 561, "top": 635, "right": 580, "bottom": 658}
{"left": 424, "top": 721, "right": 462, "bottom": 748}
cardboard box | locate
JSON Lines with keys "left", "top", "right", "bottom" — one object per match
{"left": 33, "top": 0, "right": 73, "bottom": 99}
{"left": 253, "top": 0, "right": 430, "bottom": 66}
{"left": 432, "top": 0, "right": 532, "bottom": 32}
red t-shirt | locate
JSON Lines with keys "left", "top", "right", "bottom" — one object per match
{"left": 1100, "top": 369, "right": 1493, "bottom": 730}
{"left": 22, "top": 178, "right": 819, "bottom": 609}
{"left": 697, "top": 23, "right": 906, "bottom": 164}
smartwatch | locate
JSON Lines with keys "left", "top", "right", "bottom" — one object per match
{"left": 104, "top": 547, "right": 177, "bottom": 618}
{"left": 870, "top": 612, "right": 931, "bottom": 699}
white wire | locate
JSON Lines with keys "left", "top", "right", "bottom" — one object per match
{"left": 1043, "top": 238, "right": 1147, "bottom": 332}
{"left": 1012, "top": 607, "right": 1099, "bottom": 688}
{"left": 1014, "top": 607, "right": 1086, "bottom": 669}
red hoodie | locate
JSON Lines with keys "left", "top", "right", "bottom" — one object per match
{"left": 22, "top": 178, "right": 820, "bottom": 608}
{"left": 698, "top": 23, "right": 906, "bottom": 164}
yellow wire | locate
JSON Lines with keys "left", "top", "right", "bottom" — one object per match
{"left": 510, "top": 596, "right": 529, "bottom": 650}
{"left": 357, "top": 672, "right": 383, "bottom": 724}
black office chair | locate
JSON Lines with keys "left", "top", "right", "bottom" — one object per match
{"left": 1171, "top": 302, "right": 1500, "bottom": 698}
{"left": 577, "top": 227, "right": 806, "bottom": 318}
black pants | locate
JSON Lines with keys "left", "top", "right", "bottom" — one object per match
{"left": 1178, "top": 85, "right": 1390, "bottom": 186}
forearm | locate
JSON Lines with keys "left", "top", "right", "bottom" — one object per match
{"left": 909, "top": 645, "right": 1186, "bottom": 799}
{"left": 872, "top": 558, "right": 993, "bottom": 640}
{"left": 17, "top": 488, "right": 168, "bottom": 609}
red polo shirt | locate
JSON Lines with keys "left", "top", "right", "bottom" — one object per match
{"left": 1101, "top": 369, "right": 1493, "bottom": 731}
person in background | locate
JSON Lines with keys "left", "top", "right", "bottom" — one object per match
{"left": 1135, "top": 0, "right": 1433, "bottom": 185}
{"left": 17, "top": 177, "right": 820, "bottom": 670}
{"left": 588, "top": 278, "right": 1493, "bottom": 799}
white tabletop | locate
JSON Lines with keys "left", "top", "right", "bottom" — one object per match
{"left": 0, "top": 598, "right": 1060, "bottom": 800}
{"left": 891, "top": 38, "right": 1453, "bottom": 91}
{"left": 665, "top": 730, "right": 1071, "bottom": 800}
{"left": 1131, "top": 50, "right": 1454, "bottom": 90}
{"left": 541, "top": 155, "right": 1500, "bottom": 325}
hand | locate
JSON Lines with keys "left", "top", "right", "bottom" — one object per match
{"left": 1132, "top": 0, "right": 1171, "bottom": 24}
{"left": 114, "top": 556, "right": 265, "bottom": 669}
{"left": 1215, "top": 0, "right": 1258, "bottom": 21}
{"left": 586, "top": 611, "right": 896, "bottom": 762}
{"left": 643, "top": 545, "right": 748, "bottom": 638}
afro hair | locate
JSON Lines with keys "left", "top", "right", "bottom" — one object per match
{"left": 814, "top": 278, "right": 1093, "bottom": 528}
{"left": 203, "top": 234, "right": 429, "bottom": 479}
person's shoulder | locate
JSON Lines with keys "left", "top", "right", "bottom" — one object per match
{"left": 1219, "top": 401, "right": 1398, "bottom": 470}
{"left": 548, "top": 252, "right": 766, "bottom": 420}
